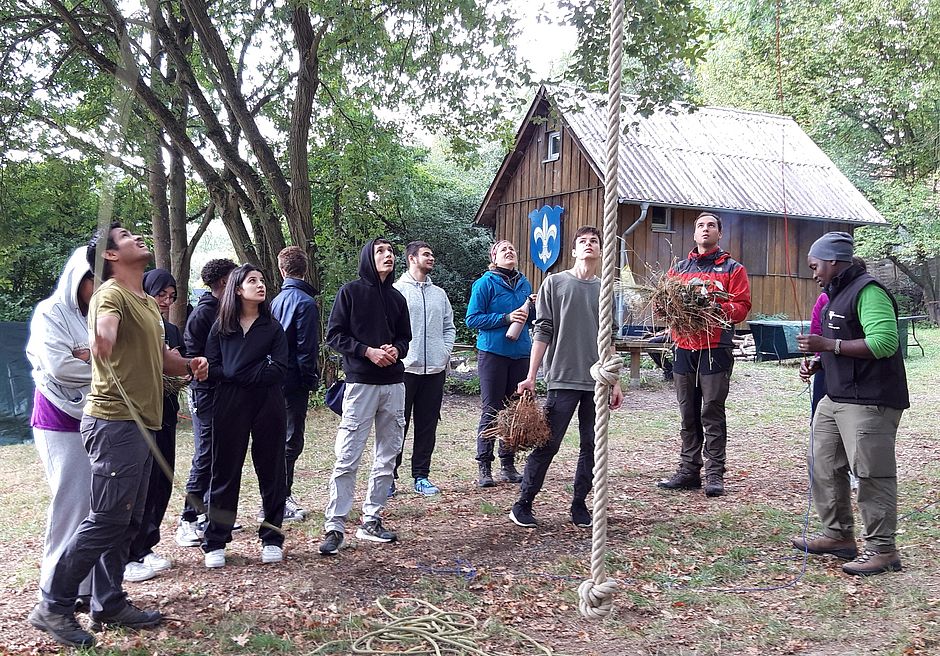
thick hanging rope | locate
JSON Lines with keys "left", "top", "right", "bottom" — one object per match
{"left": 578, "top": 0, "right": 625, "bottom": 620}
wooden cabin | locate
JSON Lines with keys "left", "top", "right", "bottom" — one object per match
{"left": 474, "top": 86, "right": 886, "bottom": 322}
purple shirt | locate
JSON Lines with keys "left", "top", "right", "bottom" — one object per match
{"left": 30, "top": 388, "right": 81, "bottom": 432}
{"left": 811, "top": 293, "right": 829, "bottom": 336}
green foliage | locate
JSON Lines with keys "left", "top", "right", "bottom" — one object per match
{"left": 557, "top": 0, "right": 715, "bottom": 113}
{"left": 0, "top": 159, "right": 147, "bottom": 320}
{"left": 304, "top": 110, "right": 495, "bottom": 333}
{"left": 697, "top": 0, "right": 940, "bottom": 317}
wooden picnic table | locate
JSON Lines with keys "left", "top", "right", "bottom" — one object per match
{"left": 614, "top": 338, "right": 672, "bottom": 387}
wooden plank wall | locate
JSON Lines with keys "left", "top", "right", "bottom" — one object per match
{"left": 493, "top": 117, "right": 604, "bottom": 292}
{"left": 490, "top": 114, "right": 863, "bottom": 321}
{"left": 621, "top": 207, "right": 859, "bottom": 320}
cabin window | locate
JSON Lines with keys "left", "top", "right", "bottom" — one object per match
{"left": 650, "top": 206, "right": 672, "bottom": 232}
{"left": 545, "top": 131, "right": 561, "bottom": 162}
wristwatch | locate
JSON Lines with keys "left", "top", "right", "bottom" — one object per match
{"left": 833, "top": 339, "right": 842, "bottom": 355}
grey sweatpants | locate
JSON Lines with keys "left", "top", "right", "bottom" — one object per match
{"left": 33, "top": 428, "right": 92, "bottom": 598}
{"left": 324, "top": 382, "right": 405, "bottom": 534}
{"left": 811, "top": 396, "right": 903, "bottom": 552}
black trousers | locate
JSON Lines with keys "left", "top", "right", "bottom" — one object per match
{"left": 44, "top": 417, "right": 153, "bottom": 616}
{"left": 519, "top": 389, "right": 596, "bottom": 504}
{"left": 394, "top": 371, "right": 446, "bottom": 479}
{"left": 283, "top": 385, "right": 310, "bottom": 497}
{"left": 182, "top": 387, "right": 214, "bottom": 522}
{"left": 129, "top": 399, "right": 177, "bottom": 561}
{"left": 475, "top": 350, "right": 529, "bottom": 464}
{"left": 204, "top": 383, "right": 287, "bottom": 552}
{"left": 674, "top": 362, "right": 733, "bottom": 478}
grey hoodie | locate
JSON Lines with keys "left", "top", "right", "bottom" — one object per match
{"left": 26, "top": 248, "right": 93, "bottom": 419}
{"left": 394, "top": 272, "right": 456, "bottom": 375}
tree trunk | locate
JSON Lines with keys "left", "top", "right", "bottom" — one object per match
{"left": 146, "top": 33, "right": 170, "bottom": 271}
{"left": 891, "top": 257, "right": 940, "bottom": 323}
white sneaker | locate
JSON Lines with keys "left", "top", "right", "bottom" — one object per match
{"left": 284, "top": 496, "right": 307, "bottom": 522}
{"left": 175, "top": 520, "right": 200, "bottom": 547}
{"left": 142, "top": 552, "right": 171, "bottom": 572}
{"left": 124, "top": 560, "right": 157, "bottom": 582}
{"left": 261, "top": 545, "right": 283, "bottom": 564}
{"left": 204, "top": 548, "right": 226, "bottom": 569}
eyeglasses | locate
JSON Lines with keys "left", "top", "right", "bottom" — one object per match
{"left": 155, "top": 291, "right": 178, "bottom": 303}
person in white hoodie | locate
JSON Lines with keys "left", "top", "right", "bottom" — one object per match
{"left": 26, "top": 247, "right": 95, "bottom": 609}
{"left": 392, "top": 241, "right": 456, "bottom": 496}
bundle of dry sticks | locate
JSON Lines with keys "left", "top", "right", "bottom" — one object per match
{"left": 162, "top": 374, "right": 191, "bottom": 397}
{"left": 648, "top": 275, "right": 731, "bottom": 337}
{"left": 480, "top": 390, "right": 551, "bottom": 452}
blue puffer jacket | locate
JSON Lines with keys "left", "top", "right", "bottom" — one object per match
{"left": 465, "top": 269, "right": 533, "bottom": 359}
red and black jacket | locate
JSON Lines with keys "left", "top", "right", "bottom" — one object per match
{"left": 668, "top": 247, "right": 751, "bottom": 351}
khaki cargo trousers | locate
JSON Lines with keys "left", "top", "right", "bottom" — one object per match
{"left": 811, "top": 396, "right": 903, "bottom": 552}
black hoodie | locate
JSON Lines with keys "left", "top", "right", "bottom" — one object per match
{"left": 184, "top": 291, "right": 220, "bottom": 390}
{"left": 326, "top": 239, "right": 411, "bottom": 385}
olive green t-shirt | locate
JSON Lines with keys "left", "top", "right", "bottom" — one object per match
{"left": 84, "top": 279, "right": 165, "bottom": 430}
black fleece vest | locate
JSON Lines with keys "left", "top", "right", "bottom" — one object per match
{"left": 820, "top": 266, "right": 909, "bottom": 409}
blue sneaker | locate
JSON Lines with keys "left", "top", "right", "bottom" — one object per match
{"left": 388, "top": 480, "right": 396, "bottom": 499}
{"left": 414, "top": 477, "right": 441, "bottom": 496}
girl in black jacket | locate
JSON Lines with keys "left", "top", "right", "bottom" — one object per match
{"left": 202, "top": 264, "right": 288, "bottom": 568}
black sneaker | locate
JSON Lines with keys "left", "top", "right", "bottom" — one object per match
{"left": 704, "top": 474, "right": 725, "bottom": 497}
{"left": 657, "top": 469, "right": 702, "bottom": 490}
{"left": 74, "top": 597, "right": 90, "bottom": 614}
{"left": 319, "top": 530, "right": 346, "bottom": 555}
{"left": 90, "top": 602, "right": 162, "bottom": 630}
{"left": 509, "top": 501, "right": 537, "bottom": 528}
{"left": 28, "top": 603, "right": 96, "bottom": 648}
{"left": 570, "top": 500, "right": 592, "bottom": 528}
{"left": 355, "top": 519, "right": 398, "bottom": 543}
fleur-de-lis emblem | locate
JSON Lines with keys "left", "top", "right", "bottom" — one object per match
{"left": 528, "top": 204, "right": 564, "bottom": 272}
{"left": 533, "top": 212, "right": 558, "bottom": 264}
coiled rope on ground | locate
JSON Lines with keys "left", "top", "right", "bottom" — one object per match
{"left": 310, "top": 597, "right": 552, "bottom": 655}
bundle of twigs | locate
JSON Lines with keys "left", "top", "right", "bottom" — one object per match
{"left": 480, "top": 390, "right": 551, "bottom": 452}
{"left": 649, "top": 275, "right": 731, "bottom": 337}
{"left": 162, "top": 374, "right": 191, "bottom": 397}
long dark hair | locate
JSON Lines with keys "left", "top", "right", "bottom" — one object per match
{"left": 216, "top": 264, "right": 270, "bottom": 336}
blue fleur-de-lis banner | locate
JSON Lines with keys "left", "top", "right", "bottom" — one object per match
{"left": 529, "top": 205, "right": 564, "bottom": 272}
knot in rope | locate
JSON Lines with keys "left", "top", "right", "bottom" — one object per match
{"left": 578, "top": 578, "right": 617, "bottom": 619}
{"left": 590, "top": 353, "right": 622, "bottom": 386}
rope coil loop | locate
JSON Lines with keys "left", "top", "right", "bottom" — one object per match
{"left": 590, "top": 354, "right": 623, "bottom": 386}
{"left": 578, "top": 578, "right": 617, "bottom": 619}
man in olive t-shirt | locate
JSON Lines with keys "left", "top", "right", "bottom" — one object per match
{"left": 29, "top": 223, "right": 207, "bottom": 649}
{"left": 84, "top": 279, "right": 165, "bottom": 429}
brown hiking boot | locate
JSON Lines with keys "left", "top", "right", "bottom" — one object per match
{"left": 657, "top": 469, "right": 701, "bottom": 490}
{"left": 790, "top": 533, "right": 858, "bottom": 560}
{"left": 704, "top": 474, "right": 725, "bottom": 497}
{"left": 842, "top": 549, "right": 902, "bottom": 576}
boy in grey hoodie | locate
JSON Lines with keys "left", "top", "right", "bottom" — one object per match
{"left": 392, "top": 241, "right": 456, "bottom": 496}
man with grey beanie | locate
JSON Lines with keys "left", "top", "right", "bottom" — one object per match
{"left": 794, "top": 231, "right": 909, "bottom": 576}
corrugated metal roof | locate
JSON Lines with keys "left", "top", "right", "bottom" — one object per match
{"left": 559, "top": 91, "right": 885, "bottom": 224}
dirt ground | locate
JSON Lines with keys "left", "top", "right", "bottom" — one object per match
{"left": 1, "top": 339, "right": 939, "bottom": 655}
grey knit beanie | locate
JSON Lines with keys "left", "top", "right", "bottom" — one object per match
{"left": 808, "top": 232, "right": 854, "bottom": 262}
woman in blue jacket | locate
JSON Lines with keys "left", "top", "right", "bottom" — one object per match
{"left": 202, "top": 264, "right": 288, "bottom": 569}
{"left": 466, "top": 240, "right": 534, "bottom": 488}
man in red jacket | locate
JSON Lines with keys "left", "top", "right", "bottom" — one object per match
{"left": 657, "top": 212, "right": 751, "bottom": 497}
